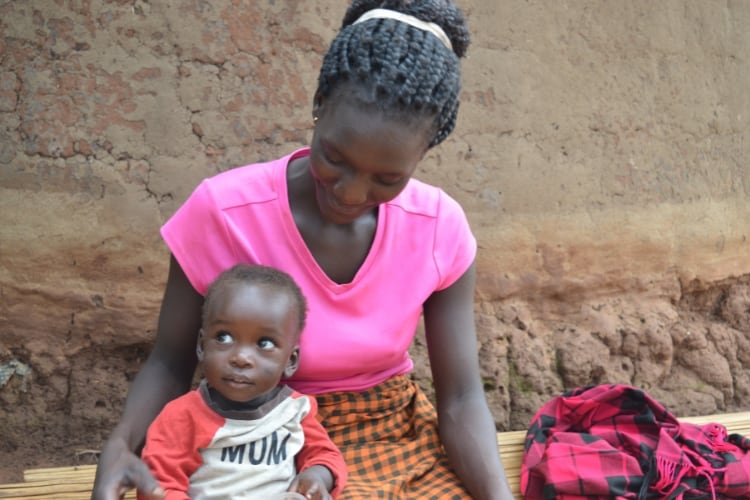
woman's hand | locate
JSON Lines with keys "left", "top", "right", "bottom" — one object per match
{"left": 91, "top": 436, "right": 165, "bottom": 500}
{"left": 288, "top": 465, "right": 334, "bottom": 500}
{"left": 92, "top": 256, "right": 203, "bottom": 500}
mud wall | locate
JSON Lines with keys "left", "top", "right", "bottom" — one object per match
{"left": 1, "top": 0, "right": 748, "bottom": 478}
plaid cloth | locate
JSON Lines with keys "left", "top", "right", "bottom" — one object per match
{"left": 315, "top": 374, "right": 471, "bottom": 499}
{"left": 521, "top": 384, "right": 750, "bottom": 499}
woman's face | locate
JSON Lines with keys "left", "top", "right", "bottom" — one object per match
{"left": 308, "top": 97, "right": 432, "bottom": 225}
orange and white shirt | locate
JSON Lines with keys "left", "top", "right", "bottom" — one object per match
{"left": 139, "top": 382, "right": 347, "bottom": 499}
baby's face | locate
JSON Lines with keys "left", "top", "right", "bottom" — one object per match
{"left": 198, "top": 282, "right": 299, "bottom": 405}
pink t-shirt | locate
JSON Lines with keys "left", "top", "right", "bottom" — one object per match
{"left": 161, "top": 148, "right": 476, "bottom": 394}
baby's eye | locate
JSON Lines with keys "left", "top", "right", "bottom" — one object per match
{"left": 215, "top": 331, "right": 233, "bottom": 344}
{"left": 258, "top": 338, "right": 276, "bottom": 351}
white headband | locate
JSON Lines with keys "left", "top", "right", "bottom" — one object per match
{"left": 352, "top": 8, "right": 453, "bottom": 51}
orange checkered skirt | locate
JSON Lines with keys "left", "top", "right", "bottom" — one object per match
{"left": 315, "top": 374, "right": 471, "bottom": 499}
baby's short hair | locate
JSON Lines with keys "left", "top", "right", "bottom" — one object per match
{"left": 202, "top": 264, "right": 307, "bottom": 333}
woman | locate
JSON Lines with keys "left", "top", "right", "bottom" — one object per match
{"left": 92, "top": 1, "right": 512, "bottom": 499}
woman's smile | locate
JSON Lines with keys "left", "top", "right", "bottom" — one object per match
{"left": 314, "top": 177, "right": 375, "bottom": 223}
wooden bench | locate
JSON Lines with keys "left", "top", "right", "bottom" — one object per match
{"left": 1, "top": 412, "right": 749, "bottom": 499}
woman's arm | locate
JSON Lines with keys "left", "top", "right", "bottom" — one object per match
{"left": 422, "top": 261, "right": 513, "bottom": 500}
{"left": 91, "top": 254, "right": 204, "bottom": 500}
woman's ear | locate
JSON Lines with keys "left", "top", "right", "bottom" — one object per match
{"left": 312, "top": 90, "right": 323, "bottom": 121}
{"left": 196, "top": 328, "right": 206, "bottom": 362}
{"left": 283, "top": 346, "right": 300, "bottom": 378}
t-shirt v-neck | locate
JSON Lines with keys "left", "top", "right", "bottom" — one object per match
{"left": 274, "top": 149, "right": 386, "bottom": 294}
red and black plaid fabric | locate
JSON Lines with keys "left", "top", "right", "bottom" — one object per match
{"left": 521, "top": 384, "right": 750, "bottom": 499}
{"left": 314, "top": 374, "right": 471, "bottom": 499}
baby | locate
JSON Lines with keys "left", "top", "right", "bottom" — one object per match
{"left": 139, "top": 264, "right": 347, "bottom": 500}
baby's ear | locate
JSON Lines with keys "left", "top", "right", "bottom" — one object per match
{"left": 284, "top": 346, "right": 300, "bottom": 378}
{"left": 196, "top": 328, "right": 206, "bottom": 362}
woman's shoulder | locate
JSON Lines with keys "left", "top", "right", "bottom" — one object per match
{"left": 389, "top": 178, "right": 465, "bottom": 219}
{"left": 198, "top": 149, "right": 304, "bottom": 209}
{"left": 206, "top": 157, "right": 279, "bottom": 189}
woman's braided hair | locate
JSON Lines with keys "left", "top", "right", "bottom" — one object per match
{"left": 317, "top": 0, "right": 470, "bottom": 148}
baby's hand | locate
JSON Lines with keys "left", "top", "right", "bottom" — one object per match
{"left": 288, "top": 465, "right": 334, "bottom": 500}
